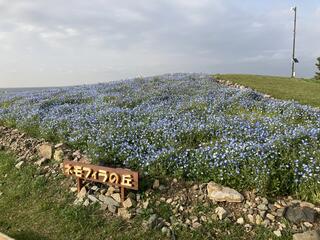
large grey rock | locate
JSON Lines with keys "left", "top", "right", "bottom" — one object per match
{"left": 284, "top": 206, "right": 316, "bottom": 224}
{"left": 293, "top": 231, "right": 320, "bottom": 240}
{"left": 207, "top": 182, "right": 244, "bottom": 203}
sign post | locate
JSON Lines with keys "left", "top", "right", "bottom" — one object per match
{"left": 63, "top": 160, "right": 139, "bottom": 202}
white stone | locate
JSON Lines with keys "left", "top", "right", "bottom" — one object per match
{"left": 236, "top": 217, "right": 245, "bottom": 225}
{"left": 35, "top": 157, "right": 48, "bottom": 166}
{"left": 15, "top": 161, "right": 24, "bottom": 169}
{"left": 39, "top": 144, "right": 53, "bottom": 159}
{"left": 273, "top": 230, "right": 282, "bottom": 237}
{"left": 77, "top": 187, "right": 87, "bottom": 199}
{"left": 123, "top": 198, "right": 136, "bottom": 209}
{"left": 207, "top": 182, "right": 244, "bottom": 203}
{"left": 53, "top": 149, "right": 64, "bottom": 162}
{"left": 118, "top": 208, "right": 132, "bottom": 219}
{"left": 111, "top": 193, "right": 121, "bottom": 203}
{"left": 153, "top": 179, "right": 160, "bottom": 189}
{"left": 215, "top": 207, "right": 227, "bottom": 220}
{"left": 88, "top": 195, "right": 99, "bottom": 203}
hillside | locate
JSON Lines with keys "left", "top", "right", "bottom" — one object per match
{"left": 214, "top": 74, "right": 320, "bottom": 108}
{"left": 0, "top": 73, "right": 320, "bottom": 200}
{"left": 1, "top": 73, "right": 320, "bottom": 239}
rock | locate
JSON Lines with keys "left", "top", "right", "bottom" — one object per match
{"left": 191, "top": 185, "right": 199, "bottom": 191}
{"left": 236, "top": 217, "right": 245, "bottom": 225}
{"left": 166, "top": 198, "right": 173, "bottom": 204}
{"left": 207, "top": 182, "right": 244, "bottom": 203}
{"left": 215, "top": 207, "right": 227, "bottom": 220}
{"left": 262, "top": 219, "right": 271, "bottom": 227}
{"left": 259, "top": 210, "right": 266, "bottom": 218}
{"left": 255, "top": 215, "right": 263, "bottom": 225}
{"left": 153, "top": 179, "right": 160, "bottom": 189}
{"left": 148, "top": 214, "right": 158, "bottom": 229}
{"left": 73, "top": 198, "right": 83, "bottom": 205}
{"left": 39, "top": 144, "right": 53, "bottom": 159}
{"left": 108, "top": 204, "right": 118, "bottom": 214}
{"left": 111, "top": 193, "right": 121, "bottom": 203}
{"left": 266, "top": 213, "right": 275, "bottom": 221}
{"left": 158, "top": 185, "right": 166, "bottom": 191}
{"left": 123, "top": 198, "right": 136, "bottom": 209}
{"left": 257, "top": 204, "right": 268, "bottom": 211}
{"left": 77, "top": 187, "right": 87, "bottom": 199}
{"left": 106, "top": 186, "right": 115, "bottom": 195}
{"left": 70, "top": 187, "right": 78, "bottom": 192}
{"left": 276, "top": 208, "right": 286, "bottom": 217}
{"left": 293, "top": 231, "right": 320, "bottom": 240}
{"left": 118, "top": 208, "right": 131, "bottom": 219}
{"left": 83, "top": 199, "right": 90, "bottom": 207}
{"left": 35, "top": 157, "right": 48, "bottom": 166}
{"left": 192, "top": 222, "right": 202, "bottom": 229}
{"left": 244, "top": 224, "right": 252, "bottom": 232}
{"left": 142, "top": 200, "right": 149, "bottom": 209}
{"left": 88, "top": 195, "right": 99, "bottom": 203}
{"left": 98, "top": 195, "right": 120, "bottom": 208}
{"left": 15, "top": 161, "right": 24, "bottom": 169}
{"left": 100, "top": 203, "right": 108, "bottom": 211}
{"left": 247, "top": 214, "right": 255, "bottom": 224}
{"left": 53, "top": 149, "right": 64, "bottom": 162}
{"left": 301, "top": 202, "right": 315, "bottom": 209}
{"left": 54, "top": 143, "right": 64, "bottom": 149}
{"left": 161, "top": 226, "right": 171, "bottom": 237}
{"left": 304, "top": 222, "right": 313, "bottom": 228}
{"left": 273, "top": 230, "right": 282, "bottom": 237}
{"left": 72, "top": 150, "right": 81, "bottom": 158}
{"left": 284, "top": 206, "right": 316, "bottom": 224}
{"left": 261, "top": 197, "right": 268, "bottom": 205}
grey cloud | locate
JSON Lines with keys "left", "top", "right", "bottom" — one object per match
{"left": 0, "top": 0, "right": 320, "bottom": 87}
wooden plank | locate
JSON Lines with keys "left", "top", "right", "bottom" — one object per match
{"left": 63, "top": 160, "right": 139, "bottom": 190}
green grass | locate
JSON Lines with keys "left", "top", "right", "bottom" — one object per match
{"left": 0, "top": 151, "right": 293, "bottom": 239}
{"left": 214, "top": 74, "right": 320, "bottom": 108}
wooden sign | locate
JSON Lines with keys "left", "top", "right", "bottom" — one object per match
{"left": 63, "top": 160, "right": 139, "bottom": 202}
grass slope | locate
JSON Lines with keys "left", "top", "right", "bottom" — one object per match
{"left": 0, "top": 151, "right": 291, "bottom": 240}
{"left": 214, "top": 74, "right": 320, "bottom": 108}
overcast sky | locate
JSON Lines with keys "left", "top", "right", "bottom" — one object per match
{"left": 0, "top": 0, "right": 320, "bottom": 88}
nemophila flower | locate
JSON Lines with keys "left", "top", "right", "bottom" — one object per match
{"left": 1, "top": 73, "right": 319, "bottom": 196}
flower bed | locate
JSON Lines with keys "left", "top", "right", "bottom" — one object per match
{"left": 1, "top": 73, "right": 319, "bottom": 200}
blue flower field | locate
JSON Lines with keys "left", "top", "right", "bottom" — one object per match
{"left": 0, "top": 73, "right": 319, "bottom": 200}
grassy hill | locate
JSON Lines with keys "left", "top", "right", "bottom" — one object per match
{"left": 0, "top": 73, "right": 320, "bottom": 201}
{"left": 214, "top": 74, "right": 320, "bottom": 108}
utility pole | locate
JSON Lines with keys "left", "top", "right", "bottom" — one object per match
{"left": 291, "top": 6, "right": 298, "bottom": 78}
